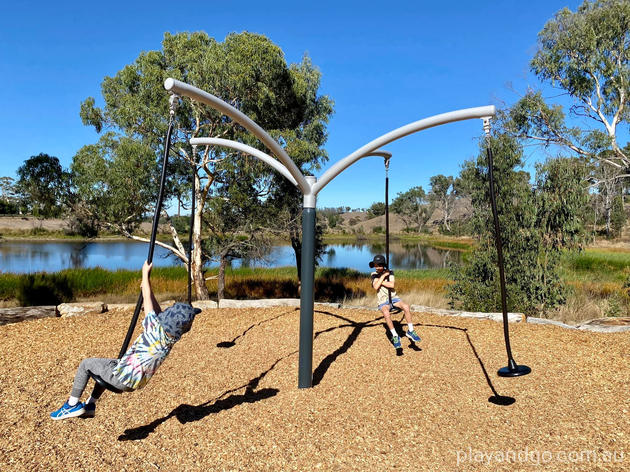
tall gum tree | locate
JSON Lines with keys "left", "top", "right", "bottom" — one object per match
{"left": 508, "top": 0, "right": 630, "bottom": 179}
{"left": 77, "top": 32, "right": 333, "bottom": 299}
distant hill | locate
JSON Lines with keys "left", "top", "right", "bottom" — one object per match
{"left": 323, "top": 198, "right": 473, "bottom": 234}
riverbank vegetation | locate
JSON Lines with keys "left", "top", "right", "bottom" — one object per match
{"left": 1, "top": 248, "right": 628, "bottom": 324}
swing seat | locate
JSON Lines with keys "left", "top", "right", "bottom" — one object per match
{"left": 88, "top": 372, "right": 124, "bottom": 394}
{"left": 389, "top": 305, "right": 402, "bottom": 314}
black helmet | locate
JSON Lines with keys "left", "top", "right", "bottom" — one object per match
{"left": 369, "top": 254, "right": 387, "bottom": 268}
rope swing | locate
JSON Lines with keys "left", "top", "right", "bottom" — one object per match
{"left": 383, "top": 156, "right": 402, "bottom": 315}
{"left": 88, "top": 94, "right": 183, "bottom": 397}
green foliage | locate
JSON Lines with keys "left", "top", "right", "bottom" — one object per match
{"left": 610, "top": 195, "right": 626, "bottom": 238}
{"left": 507, "top": 0, "right": 630, "bottom": 182}
{"left": 531, "top": 0, "right": 630, "bottom": 116}
{"left": 428, "top": 174, "right": 462, "bottom": 232}
{"left": 17, "top": 273, "right": 74, "bottom": 306}
{"left": 0, "top": 177, "right": 21, "bottom": 214}
{"left": 367, "top": 202, "right": 386, "bottom": 218}
{"left": 450, "top": 135, "right": 590, "bottom": 315}
{"left": 372, "top": 226, "right": 384, "bottom": 234}
{"left": 71, "top": 134, "right": 159, "bottom": 235}
{"left": 16, "top": 154, "right": 70, "bottom": 218}
{"left": 562, "top": 249, "right": 630, "bottom": 281}
{"left": 76, "top": 31, "right": 334, "bottom": 292}
{"left": 390, "top": 186, "right": 430, "bottom": 231}
{"left": 327, "top": 213, "right": 341, "bottom": 228}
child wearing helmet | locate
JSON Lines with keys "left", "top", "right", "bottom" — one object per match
{"left": 369, "top": 254, "right": 421, "bottom": 349}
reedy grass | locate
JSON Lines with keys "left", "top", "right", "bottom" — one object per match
{"left": 1, "top": 248, "right": 628, "bottom": 323}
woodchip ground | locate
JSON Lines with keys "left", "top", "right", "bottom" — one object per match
{"left": 0, "top": 306, "right": 628, "bottom": 471}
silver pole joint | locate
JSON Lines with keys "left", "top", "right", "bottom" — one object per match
{"left": 169, "top": 93, "right": 180, "bottom": 116}
{"left": 482, "top": 117, "right": 491, "bottom": 137}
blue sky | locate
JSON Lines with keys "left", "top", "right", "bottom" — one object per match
{"left": 0, "top": 0, "right": 583, "bottom": 209}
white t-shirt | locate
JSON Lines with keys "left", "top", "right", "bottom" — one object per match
{"left": 371, "top": 271, "right": 397, "bottom": 305}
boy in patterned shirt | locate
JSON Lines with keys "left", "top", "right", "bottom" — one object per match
{"left": 50, "top": 261, "right": 201, "bottom": 420}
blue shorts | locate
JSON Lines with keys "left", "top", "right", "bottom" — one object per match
{"left": 378, "top": 298, "right": 401, "bottom": 310}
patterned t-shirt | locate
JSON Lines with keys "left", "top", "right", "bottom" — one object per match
{"left": 371, "top": 271, "right": 397, "bottom": 305}
{"left": 113, "top": 311, "right": 175, "bottom": 390}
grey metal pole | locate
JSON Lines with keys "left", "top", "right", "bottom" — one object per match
{"left": 298, "top": 178, "right": 317, "bottom": 388}
{"left": 298, "top": 208, "right": 316, "bottom": 388}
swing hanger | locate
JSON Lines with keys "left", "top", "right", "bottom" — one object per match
{"left": 482, "top": 116, "right": 492, "bottom": 138}
{"left": 169, "top": 93, "right": 180, "bottom": 116}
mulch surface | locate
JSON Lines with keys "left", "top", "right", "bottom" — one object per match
{"left": 0, "top": 306, "right": 628, "bottom": 471}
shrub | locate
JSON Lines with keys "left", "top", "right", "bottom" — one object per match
{"left": 17, "top": 273, "right": 74, "bottom": 306}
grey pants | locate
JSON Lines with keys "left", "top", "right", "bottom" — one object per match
{"left": 71, "top": 357, "right": 132, "bottom": 398}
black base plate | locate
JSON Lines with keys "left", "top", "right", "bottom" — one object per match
{"left": 497, "top": 364, "right": 531, "bottom": 377}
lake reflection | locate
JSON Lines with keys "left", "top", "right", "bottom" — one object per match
{"left": 0, "top": 240, "right": 461, "bottom": 274}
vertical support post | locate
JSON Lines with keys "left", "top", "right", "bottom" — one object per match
{"left": 483, "top": 119, "right": 531, "bottom": 378}
{"left": 298, "top": 178, "right": 317, "bottom": 389}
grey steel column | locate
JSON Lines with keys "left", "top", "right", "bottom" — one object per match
{"left": 298, "top": 206, "right": 316, "bottom": 388}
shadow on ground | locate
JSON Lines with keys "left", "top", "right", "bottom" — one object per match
{"left": 417, "top": 321, "right": 516, "bottom": 406}
{"left": 118, "top": 351, "right": 297, "bottom": 441}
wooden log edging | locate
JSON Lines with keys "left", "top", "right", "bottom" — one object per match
{"left": 0, "top": 306, "right": 59, "bottom": 326}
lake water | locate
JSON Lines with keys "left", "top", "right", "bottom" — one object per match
{"left": 0, "top": 240, "right": 462, "bottom": 274}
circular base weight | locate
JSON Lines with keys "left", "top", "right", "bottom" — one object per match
{"left": 497, "top": 365, "right": 531, "bottom": 377}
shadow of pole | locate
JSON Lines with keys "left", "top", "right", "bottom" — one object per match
{"left": 312, "top": 310, "right": 383, "bottom": 386}
{"left": 118, "top": 350, "right": 298, "bottom": 441}
{"left": 417, "top": 322, "right": 516, "bottom": 406}
{"left": 216, "top": 308, "right": 298, "bottom": 348}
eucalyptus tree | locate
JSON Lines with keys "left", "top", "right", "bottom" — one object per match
{"left": 451, "top": 134, "right": 590, "bottom": 315}
{"left": 16, "top": 153, "right": 70, "bottom": 218}
{"left": 75, "top": 32, "right": 333, "bottom": 299}
{"left": 390, "top": 186, "right": 430, "bottom": 231}
{"left": 427, "top": 174, "right": 461, "bottom": 232}
{"left": 507, "top": 0, "right": 630, "bottom": 182}
{"left": 0, "top": 177, "right": 20, "bottom": 214}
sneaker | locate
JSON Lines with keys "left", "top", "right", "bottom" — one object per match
{"left": 391, "top": 335, "right": 402, "bottom": 349}
{"left": 50, "top": 401, "right": 85, "bottom": 420}
{"left": 81, "top": 402, "right": 96, "bottom": 418}
{"left": 406, "top": 330, "right": 421, "bottom": 342}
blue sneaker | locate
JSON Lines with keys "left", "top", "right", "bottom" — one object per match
{"left": 50, "top": 401, "right": 85, "bottom": 420}
{"left": 406, "top": 330, "right": 421, "bottom": 342}
{"left": 391, "top": 335, "right": 402, "bottom": 349}
{"left": 81, "top": 402, "right": 96, "bottom": 418}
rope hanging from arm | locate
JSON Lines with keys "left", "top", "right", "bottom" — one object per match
{"left": 483, "top": 118, "right": 530, "bottom": 377}
{"left": 89, "top": 94, "right": 179, "bottom": 399}
{"left": 116, "top": 94, "right": 178, "bottom": 358}
{"left": 384, "top": 157, "right": 401, "bottom": 313}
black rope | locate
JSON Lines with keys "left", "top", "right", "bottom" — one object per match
{"left": 485, "top": 143, "right": 517, "bottom": 364}
{"left": 89, "top": 113, "right": 176, "bottom": 400}
{"left": 384, "top": 159, "right": 399, "bottom": 312}
{"left": 117, "top": 116, "right": 175, "bottom": 357}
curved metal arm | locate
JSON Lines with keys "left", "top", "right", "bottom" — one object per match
{"left": 312, "top": 149, "right": 392, "bottom": 196}
{"left": 312, "top": 106, "right": 495, "bottom": 195}
{"left": 164, "top": 78, "right": 309, "bottom": 195}
{"left": 190, "top": 137, "right": 299, "bottom": 187}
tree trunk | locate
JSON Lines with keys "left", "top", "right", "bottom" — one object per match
{"left": 191, "top": 177, "right": 210, "bottom": 300}
{"left": 443, "top": 199, "right": 450, "bottom": 231}
{"left": 218, "top": 253, "right": 228, "bottom": 301}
